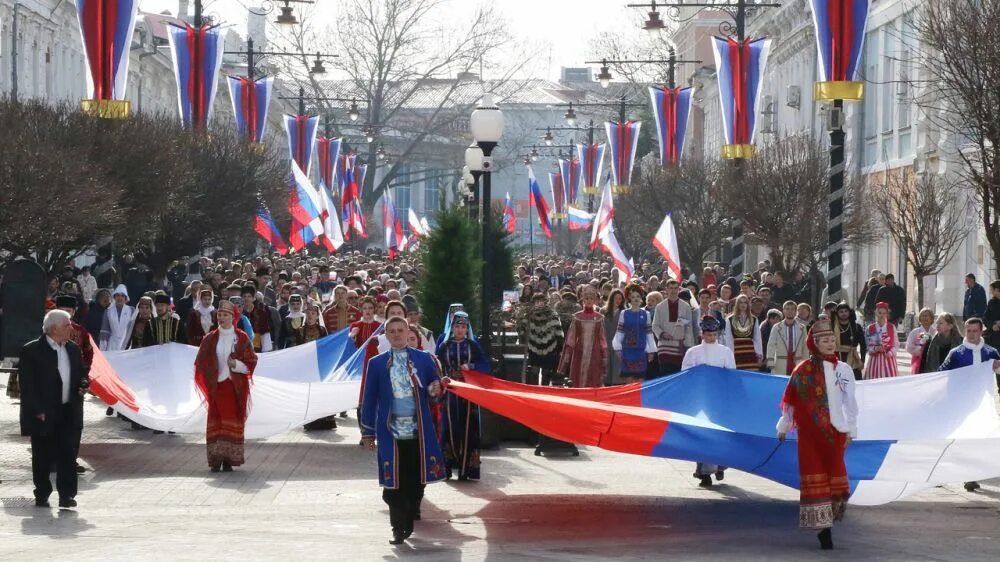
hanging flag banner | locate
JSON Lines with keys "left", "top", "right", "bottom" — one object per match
{"left": 559, "top": 158, "right": 582, "bottom": 206}
{"left": 283, "top": 114, "right": 320, "bottom": 175}
{"left": 503, "top": 193, "right": 517, "bottom": 234}
{"left": 576, "top": 143, "right": 606, "bottom": 196}
{"left": 317, "top": 137, "right": 343, "bottom": 195}
{"left": 649, "top": 86, "right": 693, "bottom": 166}
{"left": 548, "top": 172, "right": 566, "bottom": 220}
{"left": 228, "top": 76, "right": 273, "bottom": 144}
{"left": 254, "top": 207, "right": 288, "bottom": 255}
{"left": 653, "top": 212, "right": 682, "bottom": 281}
{"left": 166, "top": 23, "right": 225, "bottom": 130}
{"left": 566, "top": 206, "right": 594, "bottom": 231}
{"left": 527, "top": 166, "right": 553, "bottom": 239}
{"left": 809, "top": 0, "right": 870, "bottom": 101}
{"left": 605, "top": 121, "right": 642, "bottom": 193}
{"left": 75, "top": 0, "right": 139, "bottom": 118}
{"left": 712, "top": 35, "right": 772, "bottom": 159}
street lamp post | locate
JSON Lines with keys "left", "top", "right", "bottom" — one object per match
{"left": 470, "top": 94, "right": 504, "bottom": 357}
{"left": 465, "top": 144, "right": 484, "bottom": 222}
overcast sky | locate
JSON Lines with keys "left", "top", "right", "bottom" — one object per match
{"left": 139, "top": 0, "right": 643, "bottom": 80}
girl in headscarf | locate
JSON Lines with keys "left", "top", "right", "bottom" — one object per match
{"left": 435, "top": 310, "right": 489, "bottom": 481}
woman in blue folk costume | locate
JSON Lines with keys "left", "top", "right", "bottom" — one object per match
{"left": 435, "top": 310, "right": 489, "bottom": 480}
{"left": 612, "top": 284, "right": 657, "bottom": 384}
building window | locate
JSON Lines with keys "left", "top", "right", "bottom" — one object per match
{"left": 425, "top": 175, "right": 441, "bottom": 212}
{"left": 881, "top": 27, "right": 895, "bottom": 134}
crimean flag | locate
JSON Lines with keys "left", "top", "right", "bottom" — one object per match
{"left": 75, "top": 0, "right": 138, "bottom": 103}
{"left": 165, "top": 23, "right": 225, "bottom": 130}
{"left": 600, "top": 230, "right": 635, "bottom": 283}
{"left": 527, "top": 166, "right": 553, "bottom": 239}
{"left": 318, "top": 177, "right": 345, "bottom": 253}
{"left": 653, "top": 212, "right": 681, "bottom": 281}
{"left": 711, "top": 36, "right": 772, "bottom": 159}
{"left": 408, "top": 208, "right": 428, "bottom": 238}
{"left": 254, "top": 207, "right": 289, "bottom": 255}
{"left": 605, "top": 120, "right": 642, "bottom": 190}
{"left": 283, "top": 114, "right": 319, "bottom": 175}
{"left": 503, "top": 193, "right": 517, "bottom": 234}
{"left": 548, "top": 172, "right": 566, "bottom": 219}
{"left": 649, "top": 85, "right": 693, "bottom": 166}
{"left": 228, "top": 76, "right": 273, "bottom": 144}
{"left": 566, "top": 206, "right": 594, "bottom": 231}
{"left": 317, "top": 137, "right": 343, "bottom": 194}
{"left": 559, "top": 158, "right": 582, "bottom": 205}
{"left": 809, "top": 0, "right": 871, "bottom": 101}
{"left": 589, "top": 175, "right": 615, "bottom": 251}
{"left": 576, "top": 143, "right": 606, "bottom": 194}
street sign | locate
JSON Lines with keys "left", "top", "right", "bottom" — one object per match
{"left": 1, "top": 258, "right": 46, "bottom": 358}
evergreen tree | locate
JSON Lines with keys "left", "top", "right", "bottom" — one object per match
{"left": 417, "top": 206, "right": 481, "bottom": 335}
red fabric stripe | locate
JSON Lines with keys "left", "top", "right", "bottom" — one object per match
{"left": 295, "top": 115, "right": 308, "bottom": 172}
{"left": 246, "top": 79, "right": 258, "bottom": 142}
{"left": 185, "top": 26, "right": 196, "bottom": 126}
{"left": 197, "top": 26, "right": 208, "bottom": 128}
{"left": 99, "top": 0, "right": 113, "bottom": 98}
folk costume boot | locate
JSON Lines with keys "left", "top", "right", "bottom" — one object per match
{"left": 818, "top": 528, "right": 833, "bottom": 550}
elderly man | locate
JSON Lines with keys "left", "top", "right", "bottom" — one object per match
{"left": 19, "top": 310, "right": 90, "bottom": 509}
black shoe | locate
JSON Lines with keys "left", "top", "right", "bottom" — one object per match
{"left": 75, "top": 463, "right": 86, "bottom": 474}
{"left": 715, "top": 470, "right": 725, "bottom": 481}
{"left": 964, "top": 481, "right": 981, "bottom": 492}
{"left": 58, "top": 498, "right": 77, "bottom": 509}
{"left": 153, "top": 430, "right": 164, "bottom": 435}
{"left": 339, "top": 411, "right": 348, "bottom": 418}
{"left": 105, "top": 407, "right": 114, "bottom": 416}
{"left": 34, "top": 498, "right": 50, "bottom": 508}
{"left": 414, "top": 511, "right": 421, "bottom": 521}
{"left": 818, "top": 528, "right": 833, "bottom": 550}
{"left": 403, "top": 526, "right": 414, "bottom": 540}
{"left": 698, "top": 476, "right": 713, "bottom": 488}
{"left": 389, "top": 532, "right": 405, "bottom": 545}
{"left": 210, "top": 465, "right": 221, "bottom": 473}
{"left": 222, "top": 462, "right": 233, "bottom": 472}
{"left": 131, "top": 421, "right": 145, "bottom": 430}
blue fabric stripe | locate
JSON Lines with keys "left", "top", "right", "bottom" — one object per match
{"left": 315, "top": 327, "right": 357, "bottom": 381}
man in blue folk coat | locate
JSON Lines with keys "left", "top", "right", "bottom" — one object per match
{"left": 361, "top": 316, "right": 446, "bottom": 545}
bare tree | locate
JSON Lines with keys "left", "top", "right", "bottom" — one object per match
{"left": 918, "top": 0, "right": 1000, "bottom": 276}
{"left": 285, "top": 0, "right": 526, "bottom": 208}
{"left": 867, "top": 169, "right": 973, "bottom": 308}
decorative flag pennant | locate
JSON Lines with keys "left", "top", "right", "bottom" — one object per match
{"left": 317, "top": 137, "right": 342, "bottom": 195}
{"left": 605, "top": 120, "right": 642, "bottom": 192}
{"left": 318, "top": 178, "right": 345, "bottom": 253}
{"left": 548, "top": 172, "right": 566, "bottom": 220}
{"left": 527, "top": 166, "right": 553, "bottom": 239}
{"left": 228, "top": 76, "right": 273, "bottom": 144}
{"left": 502, "top": 193, "right": 517, "bottom": 234}
{"left": 283, "top": 114, "right": 320, "bottom": 175}
{"left": 408, "top": 208, "right": 428, "bottom": 238}
{"left": 165, "top": 23, "right": 225, "bottom": 130}
{"left": 653, "top": 212, "right": 682, "bottom": 281}
{"left": 576, "top": 143, "right": 606, "bottom": 195}
{"left": 590, "top": 175, "right": 615, "bottom": 251}
{"left": 288, "top": 164, "right": 325, "bottom": 252}
{"left": 383, "top": 191, "right": 405, "bottom": 257}
{"left": 600, "top": 229, "right": 634, "bottom": 284}
{"left": 649, "top": 86, "right": 694, "bottom": 166}
{"left": 75, "top": 0, "right": 139, "bottom": 118}
{"left": 567, "top": 206, "right": 594, "bottom": 231}
{"left": 809, "top": 0, "right": 871, "bottom": 101}
{"left": 254, "top": 207, "right": 288, "bottom": 255}
{"left": 559, "top": 158, "right": 582, "bottom": 206}
{"left": 711, "top": 36, "right": 772, "bottom": 159}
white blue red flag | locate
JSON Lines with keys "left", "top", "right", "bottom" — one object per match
{"left": 502, "top": 193, "right": 517, "bottom": 234}
{"left": 558, "top": 158, "right": 582, "bottom": 205}
{"left": 283, "top": 114, "right": 319, "bottom": 175}
{"left": 317, "top": 137, "right": 342, "bottom": 194}
{"left": 165, "top": 23, "right": 224, "bottom": 130}
{"left": 548, "top": 172, "right": 566, "bottom": 219}
{"left": 605, "top": 121, "right": 642, "bottom": 188}
{"left": 341, "top": 155, "right": 367, "bottom": 239}
{"left": 254, "top": 207, "right": 288, "bottom": 255}
{"left": 75, "top": 0, "right": 138, "bottom": 103}
{"left": 566, "top": 206, "right": 594, "bottom": 231}
{"left": 288, "top": 164, "right": 325, "bottom": 252}
{"left": 653, "top": 212, "right": 682, "bottom": 281}
{"left": 576, "top": 143, "right": 605, "bottom": 193}
{"left": 408, "top": 208, "right": 428, "bottom": 238}
{"left": 649, "top": 86, "right": 693, "bottom": 166}
{"left": 383, "top": 191, "right": 405, "bottom": 257}
{"left": 590, "top": 175, "right": 615, "bottom": 251}
{"left": 809, "top": 0, "right": 871, "bottom": 100}
{"left": 228, "top": 76, "right": 273, "bottom": 143}
{"left": 711, "top": 36, "right": 772, "bottom": 159}
{"left": 527, "top": 166, "right": 553, "bottom": 239}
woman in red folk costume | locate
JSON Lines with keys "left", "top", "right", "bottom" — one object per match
{"left": 863, "top": 301, "right": 898, "bottom": 379}
{"left": 558, "top": 285, "right": 607, "bottom": 387}
{"left": 194, "top": 300, "right": 258, "bottom": 472}
{"left": 777, "top": 319, "right": 859, "bottom": 551}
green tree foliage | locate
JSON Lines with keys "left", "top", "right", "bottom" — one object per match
{"left": 416, "top": 206, "right": 481, "bottom": 334}
{"left": 479, "top": 204, "right": 515, "bottom": 309}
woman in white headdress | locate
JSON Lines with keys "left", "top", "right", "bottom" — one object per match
{"left": 99, "top": 284, "right": 136, "bottom": 351}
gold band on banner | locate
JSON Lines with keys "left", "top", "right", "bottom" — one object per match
{"left": 813, "top": 81, "right": 864, "bottom": 101}
{"left": 551, "top": 212, "right": 567, "bottom": 220}
{"left": 582, "top": 186, "right": 599, "bottom": 196}
{"left": 80, "top": 99, "right": 131, "bottom": 119}
{"left": 612, "top": 184, "right": 632, "bottom": 195}
{"left": 250, "top": 142, "right": 266, "bottom": 155}
{"left": 721, "top": 144, "right": 756, "bottom": 159}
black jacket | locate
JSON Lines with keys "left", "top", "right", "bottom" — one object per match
{"left": 18, "top": 337, "right": 89, "bottom": 437}
{"left": 874, "top": 284, "right": 906, "bottom": 323}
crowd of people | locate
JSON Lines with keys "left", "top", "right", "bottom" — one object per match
{"left": 7, "top": 251, "right": 1000, "bottom": 549}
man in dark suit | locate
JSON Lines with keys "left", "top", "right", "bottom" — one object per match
{"left": 19, "top": 309, "right": 90, "bottom": 509}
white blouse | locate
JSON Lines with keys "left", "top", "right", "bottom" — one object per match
{"left": 776, "top": 359, "right": 859, "bottom": 439}
{"left": 215, "top": 327, "right": 249, "bottom": 382}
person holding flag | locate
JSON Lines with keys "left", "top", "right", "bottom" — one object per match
{"left": 527, "top": 166, "right": 552, "bottom": 239}
{"left": 502, "top": 193, "right": 517, "bottom": 234}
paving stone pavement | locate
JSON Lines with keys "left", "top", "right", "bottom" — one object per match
{"left": 2, "top": 374, "right": 1000, "bottom": 561}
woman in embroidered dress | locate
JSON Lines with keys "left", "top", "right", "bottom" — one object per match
{"left": 863, "top": 302, "right": 898, "bottom": 379}
{"left": 602, "top": 289, "right": 626, "bottom": 385}
{"left": 435, "top": 311, "right": 489, "bottom": 481}
{"left": 194, "top": 300, "right": 258, "bottom": 472}
{"left": 613, "top": 285, "right": 656, "bottom": 384}
{"left": 724, "top": 295, "right": 762, "bottom": 370}
{"left": 777, "top": 319, "right": 858, "bottom": 551}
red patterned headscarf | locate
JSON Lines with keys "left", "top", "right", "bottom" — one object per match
{"left": 807, "top": 319, "right": 838, "bottom": 364}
